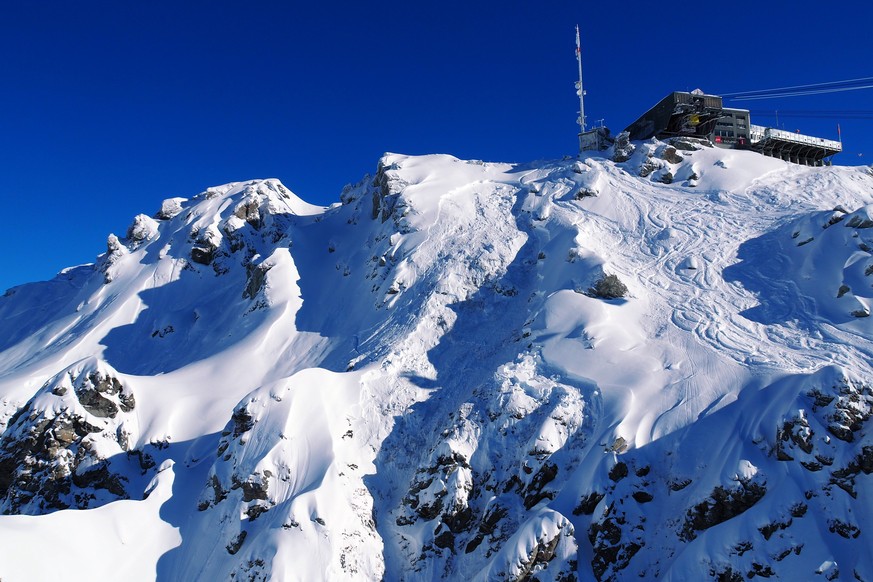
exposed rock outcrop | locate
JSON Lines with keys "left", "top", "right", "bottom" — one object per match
{"left": 0, "top": 359, "right": 143, "bottom": 514}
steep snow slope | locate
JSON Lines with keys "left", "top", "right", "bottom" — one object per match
{"left": 0, "top": 143, "right": 872, "bottom": 581}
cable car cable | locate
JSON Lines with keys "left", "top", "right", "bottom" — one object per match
{"left": 721, "top": 76, "right": 873, "bottom": 98}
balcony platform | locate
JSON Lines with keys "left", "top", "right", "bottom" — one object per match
{"left": 748, "top": 125, "right": 841, "bottom": 166}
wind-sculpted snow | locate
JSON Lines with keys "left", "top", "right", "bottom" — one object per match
{"left": 1, "top": 146, "right": 873, "bottom": 580}
{"left": 726, "top": 204, "right": 873, "bottom": 330}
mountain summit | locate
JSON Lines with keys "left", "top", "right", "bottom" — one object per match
{"left": 1, "top": 145, "right": 872, "bottom": 581}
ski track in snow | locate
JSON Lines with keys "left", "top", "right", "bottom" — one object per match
{"left": 604, "top": 160, "right": 867, "bottom": 375}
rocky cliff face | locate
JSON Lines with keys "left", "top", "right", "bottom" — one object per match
{"left": 1, "top": 149, "right": 872, "bottom": 580}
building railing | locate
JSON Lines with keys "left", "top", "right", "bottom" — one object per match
{"left": 749, "top": 124, "right": 841, "bottom": 150}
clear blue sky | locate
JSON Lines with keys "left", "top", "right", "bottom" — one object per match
{"left": 2, "top": 1, "right": 871, "bottom": 292}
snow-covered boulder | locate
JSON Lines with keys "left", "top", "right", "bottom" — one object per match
{"left": 155, "top": 197, "right": 186, "bottom": 220}
{"left": 0, "top": 358, "right": 144, "bottom": 515}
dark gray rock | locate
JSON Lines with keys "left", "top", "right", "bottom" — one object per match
{"left": 226, "top": 531, "right": 247, "bottom": 555}
{"left": 588, "top": 275, "right": 628, "bottom": 300}
{"left": 234, "top": 199, "right": 262, "bottom": 230}
{"left": 574, "top": 492, "right": 605, "bottom": 515}
{"left": 660, "top": 146, "right": 683, "bottom": 164}
{"left": 612, "top": 131, "right": 635, "bottom": 163}
{"left": 243, "top": 261, "right": 272, "bottom": 300}
{"left": 191, "top": 246, "right": 215, "bottom": 265}
{"left": 589, "top": 515, "right": 642, "bottom": 581}
{"left": 845, "top": 215, "right": 873, "bottom": 229}
{"left": 679, "top": 478, "right": 767, "bottom": 541}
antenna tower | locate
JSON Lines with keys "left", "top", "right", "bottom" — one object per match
{"left": 575, "top": 25, "right": 586, "bottom": 133}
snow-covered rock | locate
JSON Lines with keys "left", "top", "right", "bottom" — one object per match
{"left": 0, "top": 358, "right": 144, "bottom": 514}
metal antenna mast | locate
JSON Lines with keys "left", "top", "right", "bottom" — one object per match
{"left": 575, "top": 25, "right": 586, "bottom": 133}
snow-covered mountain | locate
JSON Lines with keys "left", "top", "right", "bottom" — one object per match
{"left": 1, "top": 142, "right": 872, "bottom": 581}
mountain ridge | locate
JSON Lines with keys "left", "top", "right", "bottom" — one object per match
{"left": 1, "top": 146, "right": 872, "bottom": 580}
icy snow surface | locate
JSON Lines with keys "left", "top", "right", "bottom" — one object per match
{"left": 1, "top": 146, "right": 873, "bottom": 581}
